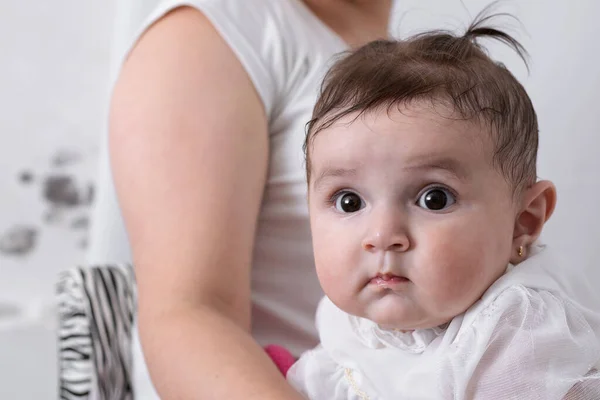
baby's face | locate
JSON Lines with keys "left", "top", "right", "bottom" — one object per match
{"left": 307, "top": 105, "right": 520, "bottom": 330}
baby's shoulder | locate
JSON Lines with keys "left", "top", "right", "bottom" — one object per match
{"left": 458, "top": 283, "right": 593, "bottom": 345}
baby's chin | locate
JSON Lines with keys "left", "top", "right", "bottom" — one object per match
{"left": 358, "top": 294, "right": 448, "bottom": 331}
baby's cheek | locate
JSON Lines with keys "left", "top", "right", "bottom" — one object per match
{"left": 417, "top": 229, "right": 489, "bottom": 309}
{"left": 313, "top": 238, "right": 365, "bottom": 314}
{"left": 315, "top": 261, "right": 358, "bottom": 314}
{"left": 313, "top": 242, "right": 350, "bottom": 295}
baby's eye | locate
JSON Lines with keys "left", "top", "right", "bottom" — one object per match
{"left": 334, "top": 191, "right": 365, "bottom": 213}
{"left": 417, "top": 187, "right": 456, "bottom": 211}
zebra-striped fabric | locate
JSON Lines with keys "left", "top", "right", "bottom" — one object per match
{"left": 57, "top": 265, "right": 137, "bottom": 400}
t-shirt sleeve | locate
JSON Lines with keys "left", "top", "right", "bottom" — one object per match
{"left": 119, "top": 0, "right": 282, "bottom": 116}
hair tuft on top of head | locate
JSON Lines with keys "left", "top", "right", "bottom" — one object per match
{"left": 463, "top": 2, "right": 529, "bottom": 72}
{"left": 304, "top": 1, "right": 538, "bottom": 194}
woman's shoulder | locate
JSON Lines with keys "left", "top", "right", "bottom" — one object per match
{"left": 121, "top": 0, "right": 346, "bottom": 118}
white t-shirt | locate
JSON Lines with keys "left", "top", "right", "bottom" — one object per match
{"left": 288, "top": 245, "right": 600, "bottom": 399}
{"left": 87, "top": 0, "right": 347, "bottom": 398}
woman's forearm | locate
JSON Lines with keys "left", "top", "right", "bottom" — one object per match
{"left": 139, "top": 305, "right": 304, "bottom": 400}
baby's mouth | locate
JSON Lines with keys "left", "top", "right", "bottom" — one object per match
{"left": 369, "top": 273, "right": 410, "bottom": 287}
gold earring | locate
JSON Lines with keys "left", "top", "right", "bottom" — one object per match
{"left": 517, "top": 246, "right": 524, "bottom": 257}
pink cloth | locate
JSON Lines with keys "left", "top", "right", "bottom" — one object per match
{"left": 265, "top": 345, "right": 296, "bottom": 377}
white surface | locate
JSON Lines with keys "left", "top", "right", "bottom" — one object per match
{"left": 0, "top": 0, "right": 114, "bottom": 398}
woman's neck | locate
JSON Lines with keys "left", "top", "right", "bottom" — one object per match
{"left": 302, "top": 0, "right": 393, "bottom": 48}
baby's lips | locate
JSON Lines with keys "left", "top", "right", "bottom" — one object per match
{"left": 370, "top": 274, "right": 410, "bottom": 286}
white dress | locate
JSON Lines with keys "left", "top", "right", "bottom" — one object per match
{"left": 288, "top": 245, "right": 600, "bottom": 399}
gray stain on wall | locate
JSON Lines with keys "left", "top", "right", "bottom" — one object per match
{"left": 1, "top": 152, "right": 96, "bottom": 258}
{"left": 44, "top": 208, "right": 64, "bottom": 225}
{"left": 19, "top": 170, "right": 34, "bottom": 184}
{"left": 0, "top": 302, "right": 22, "bottom": 320}
{"left": 43, "top": 175, "right": 85, "bottom": 207}
{"left": 70, "top": 216, "right": 89, "bottom": 230}
{"left": 86, "top": 184, "right": 94, "bottom": 205}
{"left": 51, "top": 149, "right": 82, "bottom": 168}
{"left": 0, "top": 226, "right": 38, "bottom": 256}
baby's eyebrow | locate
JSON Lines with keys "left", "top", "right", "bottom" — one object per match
{"left": 312, "top": 167, "right": 357, "bottom": 191}
{"left": 402, "top": 156, "right": 469, "bottom": 182}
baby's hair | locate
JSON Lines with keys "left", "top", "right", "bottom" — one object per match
{"left": 304, "top": 4, "right": 537, "bottom": 194}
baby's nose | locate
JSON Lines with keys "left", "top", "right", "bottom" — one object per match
{"left": 362, "top": 217, "right": 410, "bottom": 252}
{"left": 362, "top": 232, "right": 409, "bottom": 252}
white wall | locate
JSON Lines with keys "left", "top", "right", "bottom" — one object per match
{"left": 392, "top": 0, "right": 600, "bottom": 279}
{"left": 0, "top": 1, "right": 114, "bottom": 398}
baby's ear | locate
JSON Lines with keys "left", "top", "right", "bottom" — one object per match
{"left": 511, "top": 180, "right": 556, "bottom": 262}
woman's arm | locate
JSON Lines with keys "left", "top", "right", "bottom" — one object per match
{"left": 110, "top": 7, "right": 302, "bottom": 399}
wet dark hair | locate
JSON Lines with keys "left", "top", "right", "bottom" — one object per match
{"left": 304, "top": 5, "right": 537, "bottom": 193}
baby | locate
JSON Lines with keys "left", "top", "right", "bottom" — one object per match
{"left": 285, "top": 12, "right": 600, "bottom": 400}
